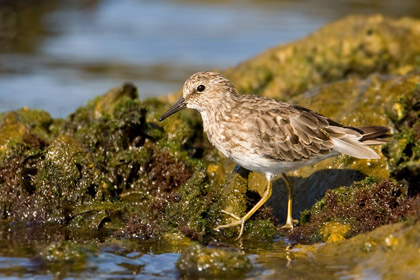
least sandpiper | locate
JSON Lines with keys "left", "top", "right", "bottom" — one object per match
{"left": 159, "top": 71, "right": 389, "bottom": 239}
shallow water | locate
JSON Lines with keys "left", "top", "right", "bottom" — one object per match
{"left": 0, "top": 237, "right": 362, "bottom": 280}
{"left": 1, "top": 0, "right": 419, "bottom": 117}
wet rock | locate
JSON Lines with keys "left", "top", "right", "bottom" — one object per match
{"left": 177, "top": 243, "right": 252, "bottom": 278}
{"left": 307, "top": 219, "right": 420, "bottom": 279}
{"left": 0, "top": 112, "right": 27, "bottom": 150}
{"left": 14, "top": 107, "right": 59, "bottom": 142}
{"left": 383, "top": 82, "right": 420, "bottom": 196}
{"left": 16, "top": 134, "right": 104, "bottom": 224}
{"left": 0, "top": 83, "right": 207, "bottom": 242}
{"left": 288, "top": 177, "right": 420, "bottom": 243}
{"left": 211, "top": 166, "right": 250, "bottom": 238}
{"left": 1, "top": 15, "right": 420, "bottom": 245}
{"left": 158, "top": 165, "right": 222, "bottom": 242}
{"left": 210, "top": 166, "right": 276, "bottom": 240}
{"left": 35, "top": 240, "right": 99, "bottom": 277}
{"left": 0, "top": 110, "right": 53, "bottom": 221}
{"left": 268, "top": 169, "right": 366, "bottom": 224}
{"left": 0, "top": 108, "right": 58, "bottom": 149}
{"left": 39, "top": 240, "right": 94, "bottom": 263}
{"left": 320, "top": 221, "right": 351, "bottom": 243}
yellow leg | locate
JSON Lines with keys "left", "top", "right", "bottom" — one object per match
{"left": 215, "top": 174, "right": 273, "bottom": 239}
{"left": 281, "top": 173, "right": 298, "bottom": 229}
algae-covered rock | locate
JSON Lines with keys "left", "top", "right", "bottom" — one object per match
{"left": 0, "top": 110, "right": 54, "bottom": 221}
{"left": 289, "top": 177, "right": 420, "bottom": 243}
{"left": 39, "top": 240, "right": 96, "bottom": 263}
{"left": 207, "top": 166, "right": 276, "bottom": 240}
{"left": 0, "top": 112, "right": 27, "bottom": 150}
{"left": 36, "top": 240, "right": 100, "bottom": 277}
{"left": 0, "top": 83, "right": 211, "bottom": 241}
{"left": 177, "top": 243, "right": 252, "bottom": 278}
{"left": 308, "top": 219, "right": 420, "bottom": 279}
{"left": 226, "top": 15, "right": 420, "bottom": 99}
{"left": 1, "top": 15, "right": 420, "bottom": 246}
{"left": 6, "top": 134, "right": 105, "bottom": 224}
{"left": 383, "top": 82, "right": 420, "bottom": 196}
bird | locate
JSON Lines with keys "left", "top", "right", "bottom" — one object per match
{"left": 159, "top": 71, "right": 389, "bottom": 239}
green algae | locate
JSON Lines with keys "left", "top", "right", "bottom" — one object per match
{"left": 39, "top": 240, "right": 97, "bottom": 263}
{"left": 0, "top": 112, "right": 28, "bottom": 150}
{"left": 201, "top": 166, "right": 276, "bottom": 240}
{"left": 309, "top": 219, "right": 420, "bottom": 279}
{"left": 177, "top": 243, "right": 252, "bottom": 278}
{"left": 28, "top": 134, "right": 103, "bottom": 223}
{"left": 383, "top": 81, "right": 420, "bottom": 196}
{"left": 289, "top": 177, "right": 420, "bottom": 243}
{"left": 0, "top": 82, "right": 207, "bottom": 242}
{"left": 225, "top": 15, "right": 420, "bottom": 100}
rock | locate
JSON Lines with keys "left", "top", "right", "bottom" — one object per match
{"left": 288, "top": 178, "right": 420, "bottom": 243}
{"left": 226, "top": 15, "right": 420, "bottom": 99}
{"left": 383, "top": 81, "right": 420, "bottom": 196}
{"left": 0, "top": 112, "right": 27, "bottom": 150}
{"left": 309, "top": 219, "right": 420, "bottom": 279}
{"left": 176, "top": 243, "right": 252, "bottom": 278}
{"left": 1, "top": 15, "right": 419, "bottom": 244}
{"left": 16, "top": 134, "right": 104, "bottom": 224}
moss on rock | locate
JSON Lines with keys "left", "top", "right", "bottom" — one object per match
{"left": 303, "top": 218, "right": 420, "bottom": 279}
{"left": 383, "top": 81, "right": 420, "bottom": 196}
{"left": 1, "top": 15, "right": 420, "bottom": 247}
{"left": 226, "top": 15, "right": 420, "bottom": 99}
{"left": 176, "top": 242, "right": 252, "bottom": 278}
{"left": 289, "top": 177, "right": 420, "bottom": 243}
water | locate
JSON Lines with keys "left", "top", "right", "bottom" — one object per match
{"left": 1, "top": 0, "right": 419, "bottom": 117}
{"left": 0, "top": 237, "right": 355, "bottom": 279}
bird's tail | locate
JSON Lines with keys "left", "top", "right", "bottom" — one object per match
{"left": 355, "top": 126, "right": 391, "bottom": 145}
{"left": 329, "top": 125, "right": 390, "bottom": 160}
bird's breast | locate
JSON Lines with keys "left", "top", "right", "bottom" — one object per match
{"left": 201, "top": 109, "right": 256, "bottom": 161}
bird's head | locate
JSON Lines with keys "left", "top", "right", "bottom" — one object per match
{"left": 159, "top": 71, "right": 237, "bottom": 121}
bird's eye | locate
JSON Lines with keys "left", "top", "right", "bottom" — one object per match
{"left": 196, "top": 85, "right": 205, "bottom": 92}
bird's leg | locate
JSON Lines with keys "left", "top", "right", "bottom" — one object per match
{"left": 215, "top": 174, "right": 273, "bottom": 240}
{"left": 281, "top": 173, "right": 298, "bottom": 229}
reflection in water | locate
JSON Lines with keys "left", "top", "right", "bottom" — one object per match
{"left": 0, "top": 0, "right": 419, "bottom": 117}
{"left": 0, "top": 235, "right": 357, "bottom": 279}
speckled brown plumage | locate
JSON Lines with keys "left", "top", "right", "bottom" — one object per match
{"left": 159, "top": 71, "right": 389, "bottom": 239}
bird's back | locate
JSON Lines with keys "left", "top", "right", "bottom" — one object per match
{"left": 203, "top": 94, "right": 389, "bottom": 174}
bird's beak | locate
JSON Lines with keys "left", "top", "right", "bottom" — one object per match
{"left": 159, "top": 97, "right": 186, "bottom": 121}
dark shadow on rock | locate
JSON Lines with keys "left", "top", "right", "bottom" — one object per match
{"left": 267, "top": 169, "right": 366, "bottom": 223}
{"left": 233, "top": 165, "right": 251, "bottom": 180}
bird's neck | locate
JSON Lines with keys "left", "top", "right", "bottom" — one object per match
{"left": 199, "top": 94, "right": 240, "bottom": 144}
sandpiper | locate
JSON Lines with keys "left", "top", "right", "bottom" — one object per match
{"left": 159, "top": 71, "right": 389, "bottom": 239}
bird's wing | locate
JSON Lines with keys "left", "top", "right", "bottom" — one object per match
{"left": 253, "top": 104, "right": 335, "bottom": 162}
{"left": 254, "top": 102, "right": 381, "bottom": 161}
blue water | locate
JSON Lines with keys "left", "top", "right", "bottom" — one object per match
{"left": 0, "top": 251, "right": 180, "bottom": 279}
{"left": 1, "top": 0, "right": 418, "bottom": 117}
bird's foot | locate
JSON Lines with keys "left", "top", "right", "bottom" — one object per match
{"left": 281, "top": 219, "right": 299, "bottom": 230}
{"left": 214, "top": 210, "right": 246, "bottom": 240}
